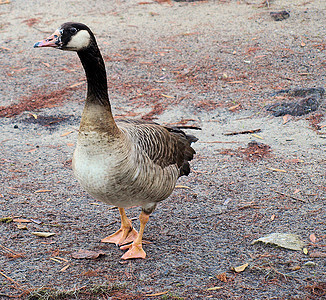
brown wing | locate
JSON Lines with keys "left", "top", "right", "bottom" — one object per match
{"left": 116, "top": 119, "right": 198, "bottom": 176}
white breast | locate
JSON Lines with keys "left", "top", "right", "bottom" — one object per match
{"left": 72, "top": 131, "right": 179, "bottom": 208}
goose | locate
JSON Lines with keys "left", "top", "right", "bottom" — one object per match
{"left": 34, "top": 22, "right": 198, "bottom": 260}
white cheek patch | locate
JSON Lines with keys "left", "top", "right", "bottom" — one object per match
{"left": 66, "top": 30, "right": 91, "bottom": 51}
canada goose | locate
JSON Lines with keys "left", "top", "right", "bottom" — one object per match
{"left": 34, "top": 22, "right": 198, "bottom": 260}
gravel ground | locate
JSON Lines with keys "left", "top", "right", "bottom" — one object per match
{"left": 1, "top": 0, "right": 325, "bottom": 299}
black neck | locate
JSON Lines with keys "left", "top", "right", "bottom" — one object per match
{"left": 77, "top": 42, "right": 110, "bottom": 107}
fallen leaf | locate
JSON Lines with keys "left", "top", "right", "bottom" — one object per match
{"left": 175, "top": 185, "right": 191, "bottom": 189}
{"left": 216, "top": 272, "right": 227, "bottom": 282}
{"left": 13, "top": 218, "right": 31, "bottom": 223}
{"left": 251, "top": 133, "right": 263, "bottom": 139}
{"left": 71, "top": 249, "right": 106, "bottom": 259}
{"left": 282, "top": 114, "right": 292, "bottom": 124}
{"left": 270, "top": 214, "right": 276, "bottom": 221}
{"left": 228, "top": 104, "right": 241, "bottom": 111}
{"left": 69, "top": 81, "right": 85, "bottom": 88}
{"left": 60, "top": 131, "right": 74, "bottom": 137}
{"left": 291, "top": 265, "right": 301, "bottom": 271}
{"left": 41, "top": 62, "right": 50, "bottom": 68}
{"left": 50, "top": 257, "right": 62, "bottom": 263}
{"left": 309, "top": 233, "right": 317, "bottom": 243}
{"left": 145, "top": 291, "right": 169, "bottom": 297}
{"left": 266, "top": 167, "right": 287, "bottom": 173}
{"left": 59, "top": 264, "right": 70, "bottom": 272}
{"left": 285, "top": 159, "right": 304, "bottom": 163}
{"left": 207, "top": 286, "right": 223, "bottom": 291}
{"left": 34, "top": 189, "right": 51, "bottom": 193}
{"left": 31, "top": 219, "right": 42, "bottom": 225}
{"left": 303, "top": 247, "right": 308, "bottom": 255}
{"left": 161, "top": 93, "right": 174, "bottom": 99}
{"left": 309, "top": 251, "right": 326, "bottom": 258}
{"left": 0, "top": 217, "right": 13, "bottom": 223}
{"left": 54, "top": 256, "right": 69, "bottom": 262}
{"left": 29, "top": 113, "right": 38, "bottom": 119}
{"left": 301, "top": 41, "right": 306, "bottom": 47}
{"left": 232, "top": 263, "right": 249, "bottom": 273}
{"left": 252, "top": 233, "right": 305, "bottom": 251}
{"left": 31, "top": 232, "right": 56, "bottom": 238}
{"left": 293, "top": 189, "right": 301, "bottom": 194}
{"left": 303, "top": 261, "right": 316, "bottom": 267}
{"left": 16, "top": 224, "right": 27, "bottom": 230}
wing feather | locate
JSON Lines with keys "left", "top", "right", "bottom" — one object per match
{"left": 116, "top": 119, "right": 198, "bottom": 176}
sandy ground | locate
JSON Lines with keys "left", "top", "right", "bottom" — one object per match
{"left": 1, "top": 0, "right": 326, "bottom": 299}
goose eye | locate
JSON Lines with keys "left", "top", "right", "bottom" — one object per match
{"left": 69, "top": 27, "right": 77, "bottom": 34}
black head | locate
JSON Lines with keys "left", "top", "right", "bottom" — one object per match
{"left": 34, "top": 22, "right": 95, "bottom": 51}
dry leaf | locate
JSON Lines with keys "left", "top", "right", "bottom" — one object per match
{"left": 282, "top": 114, "right": 292, "bottom": 124}
{"left": 34, "top": 189, "right": 51, "bottom": 193}
{"left": 60, "top": 131, "right": 74, "bottom": 137}
{"left": 232, "top": 263, "right": 249, "bottom": 273}
{"left": 31, "top": 219, "right": 42, "bottom": 225}
{"left": 207, "top": 286, "right": 223, "bottom": 291}
{"left": 13, "top": 218, "right": 31, "bottom": 223}
{"left": 50, "top": 257, "right": 62, "bottom": 263}
{"left": 60, "top": 264, "right": 70, "bottom": 272}
{"left": 293, "top": 189, "right": 301, "bottom": 194}
{"left": 17, "top": 224, "right": 27, "bottom": 230}
{"left": 309, "top": 251, "right": 326, "bottom": 258}
{"left": 175, "top": 185, "right": 191, "bottom": 189}
{"left": 69, "top": 81, "right": 85, "bottom": 88}
{"left": 228, "top": 104, "right": 241, "bottom": 111}
{"left": 146, "top": 291, "right": 169, "bottom": 297}
{"left": 252, "top": 233, "right": 305, "bottom": 251}
{"left": 0, "top": 217, "right": 13, "bottom": 223}
{"left": 266, "top": 167, "right": 287, "bottom": 173}
{"left": 301, "top": 41, "right": 306, "bottom": 47}
{"left": 309, "top": 233, "right": 316, "bottom": 243}
{"left": 216, "top": 272, "right": 227, "bottom": 282}
{"left": 161, "top": 94, "right": 174, "bottom": 99}
{"left": 71, "top": 249, "right": 106, "bottom": 259}
{"left": 303, "top": 247, "right": 308, "bottom": 255}
{"left": 270, "top": 214, "right": 276, "bottom": 221}
{"left": 251, "top": 133, "right": 263, "bottom": 139}
{"left": 31, "top": 232, "right": 56, "bottom": 238}
{"left": 291, "top": 265, "right": 301, "bottom": 271}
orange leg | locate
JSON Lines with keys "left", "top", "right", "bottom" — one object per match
{"left": 101, "top": 207, "right": 138, "bottom": 246}
{"left": 120, "top": 211, "right": 149, "bottom": 259}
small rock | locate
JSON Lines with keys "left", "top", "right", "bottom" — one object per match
{"left": 270, "top": 11, "right": 290, "bottom": 21}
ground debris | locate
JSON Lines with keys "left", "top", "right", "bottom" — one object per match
{"left": 306, "top": 282, "right": 326, "bottom": 298}
{"left": 270, "top": 11, "right": 290, "bottom": 21}
{"left": 220, "top": 141, "right": 271, "bottom": 161}
{"left": 252, "top": 233, "right": 305, "bottom": 251}
{"left": 231, "top": 263, "right": 249, "bottom": 273}
{"left": 71, "top": 249, "right": 106, "bottom": 259}
{"left": 223, "top": 128, "right": 261, "bottom": 136}
{"left": 266, "top": 87, "right": 325, "bottom": 117}
{"left": 31, "top": 232, "right": 56, "bottom": 238}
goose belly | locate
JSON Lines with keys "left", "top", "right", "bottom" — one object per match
{"left": 72, "top": 144, "right": 179, "bottom": 208}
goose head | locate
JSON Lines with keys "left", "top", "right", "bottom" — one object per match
{"left": 34, "top": 22, "right": 93, "bottom": 51}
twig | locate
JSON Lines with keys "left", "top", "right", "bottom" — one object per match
{"left": 0, "top": 244, "right": 19, "bottom": 254}
{"left": 0, "top": 271, "right": 22, "bottom": 288}
{"left": 223, "top": 129, "right": 261, "bottom": 136}
{"left": 198, "top": 141, "right": 240, "bottom": 144}
{"left": 271, "top": 189, "right": 307, "bottom": 203}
